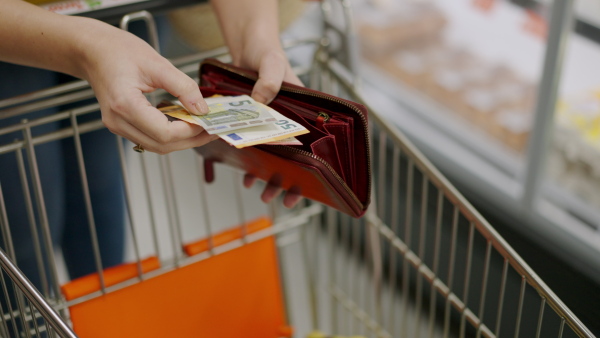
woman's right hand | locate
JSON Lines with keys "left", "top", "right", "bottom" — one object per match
{"left": 2, "top": 1, "right": 216, "bottom": 154}
{"left": 78, "top": 20, "right": 217, "bottom": 154}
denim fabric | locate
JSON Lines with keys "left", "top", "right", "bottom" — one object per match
{"left": 0, "top": 15, "right": 174, "bottom": 335}
{"left": 0, "top": 63, "right": 126, "bottom": 287}
{"left": 0, "top": 13, "right": 171, "bottom": 286}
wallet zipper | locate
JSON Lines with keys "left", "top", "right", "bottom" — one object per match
{"left": 203, "top": 59, "right": 372, "bottom": 205}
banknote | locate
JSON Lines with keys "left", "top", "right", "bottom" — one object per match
{"left": 195, "top": 95, "right": 278, "bottom": 134}
{"left": 159, "top": 98, "right": 308, "bottom": 148}
{"left": 216, "top": 102, "right": 308, "bottom": 148}
{"left": 264, "top": 136, "right": 303, "bottom": 146}
{"left": 160, "top": 106, "right": 198, "bottom": 124}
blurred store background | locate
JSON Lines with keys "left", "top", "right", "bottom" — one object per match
{"left": 350, "top": 0, "right": 600, "bottom": 334}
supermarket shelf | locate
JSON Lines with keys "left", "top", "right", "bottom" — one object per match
{"left": 359, "top": 61, "right": 524, "bottom": 182}
{"left": 359, "top": 61, "right": 600, "bottom": 284}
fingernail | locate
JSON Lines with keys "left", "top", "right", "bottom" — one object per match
{"left": 191, "top": 101, "right": 209, "bottom": 115}
{"left": 252, "top": 93, "right": 268, "bottom": 105}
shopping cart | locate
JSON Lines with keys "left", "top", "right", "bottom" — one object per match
{"left": 0, "top": 1, "right": 595, "bottom": 337}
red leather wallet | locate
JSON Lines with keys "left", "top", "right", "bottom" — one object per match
{"left": 195, "top": 58, "right": 371, "bottom": 218}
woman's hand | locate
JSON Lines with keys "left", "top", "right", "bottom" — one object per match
{"left": 1, "top": 1, "right": 215, "bottom": 155}
{"left": 211, "top": 0, "right": 303, "bottom": 103}
{"left": 210, "top": 0, "right": 304, "bottom": 207}
{"left": 243, "top": 173, "right": 303, "bottom": 208}
{"left": 237, "top": 47, "right": 304, "bottom": 208}
{"left": 235, "top": 46, "right": 303, "bottom": 105}
{"left": 79, "top": 22, "right": 217, "bottom": 154}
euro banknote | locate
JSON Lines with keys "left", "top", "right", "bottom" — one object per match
{"left": 194, "top": 95, "right": 277, "bottom": 134}
{"left": 216, "top": 102, "right": 308, "bottom": 148}
{"left": 159, "top": 97, "right": 308, "bottom": 148}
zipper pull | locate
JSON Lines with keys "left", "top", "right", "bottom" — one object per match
{"left": 316, "top": 112, "right": 330, "bottom": 129}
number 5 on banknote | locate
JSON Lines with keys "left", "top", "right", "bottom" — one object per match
{"left": 275, "top": 120, "right": 297, "bottom": 130}
{"left": 229, "top": 100, "right": 252, "bottom": 106}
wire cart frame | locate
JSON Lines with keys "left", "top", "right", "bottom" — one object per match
{"left": 0, "top": 1, "right": 595, "bottom": 337}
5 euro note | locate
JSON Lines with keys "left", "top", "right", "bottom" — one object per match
{"left": 159, "top": 95, "right": 309, "bottom": 149}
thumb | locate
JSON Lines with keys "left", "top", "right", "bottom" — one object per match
{"left": 152, "top": 65, "right": 209, "bottom": 115}
{"left": 251, "top": 53, "right": 287, "bottom": 105}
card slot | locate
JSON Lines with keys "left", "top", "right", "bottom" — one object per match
{"left": 276, "top": 99, "right": 355, "bottom": 186}
{"left": 276, "top": 100, "right": 345, "bottom": 123}
{"left": 268, "top": 101, "right": 330, "bottom": 153}
{"left": 266, "top": 103, "right": 346, "bottom": 180}
{"left": 310, "top": 136, "right": 346, "bottom": 182}
{"left": 279, "top": 103, "right": 322, "bottom": 125}
{"left": 324, "top": 123, "right": 355, "bottom": 191}
{"left": 276, "top": 96, "right": 351, "bottom": 122}
{"left": 267, "top": 103, "right": 321, "bottom": 129}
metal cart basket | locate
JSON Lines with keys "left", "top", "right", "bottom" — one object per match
{"left": 0, "top": 1, "right": 595, "bottom": 337}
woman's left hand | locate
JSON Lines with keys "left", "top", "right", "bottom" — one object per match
{"left": 237, "top": 46, "right": 304, "bottom": 208}
{"left": 211, "top": 0, "right": 305, "bottom": 207}
{"left": 236, "top": 47, "right": 303, "bottom": 105}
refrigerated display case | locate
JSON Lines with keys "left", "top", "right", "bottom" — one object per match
{"left": 355, "top": 0, "right": 600, "bottom": 286}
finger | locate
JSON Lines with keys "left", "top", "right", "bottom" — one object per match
{"left": 251, "top": 53, "right": 287, "bottom": 105}
{"left": 139, "top": 129, "right": 218, "bottom": 154}
{"left": 283, "top": 190, "right": 303, "bottom": 208}
{"left": 261, "top": 183, "right": 283, "bottom": 203}
{"left": 109, "top": 90, "right": 207, "bottom": 145}
{"left": 110, "top": 117, "right": 217, "bottom": 154}
{"left": 150, "top": 63, "right": 209, "bottom": 115}
{"left": 243, "top": 173, "right": 258, "bottom": 188}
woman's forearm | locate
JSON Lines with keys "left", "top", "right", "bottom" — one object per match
{"left": 209, "top": 0, "right": 282, "bottom": 64}
{"left": 1, "top": 0, "right": 215, "bottom": 154}
{"left": 0, "top": 0, "right": 115, "bottom": 80}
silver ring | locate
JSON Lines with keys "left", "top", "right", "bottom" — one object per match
{"left": 133, "top": 144, "right": 145, "bottom": 153}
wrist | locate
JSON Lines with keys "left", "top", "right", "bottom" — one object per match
{"left": 68, "top": 17, "right": 115, "bottom": 81}
{"left": 232, "top": 23, "right": 283, "bottom": 67}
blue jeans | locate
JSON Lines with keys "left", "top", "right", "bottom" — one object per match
{"left": 0, "top": 63, "right": 125, "bottom": 288}
{"left": 0, "top": 15, "right": 173, "bottom": 335}
{"left": 0, "top": 12, "right": 173, "bottom": 288}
